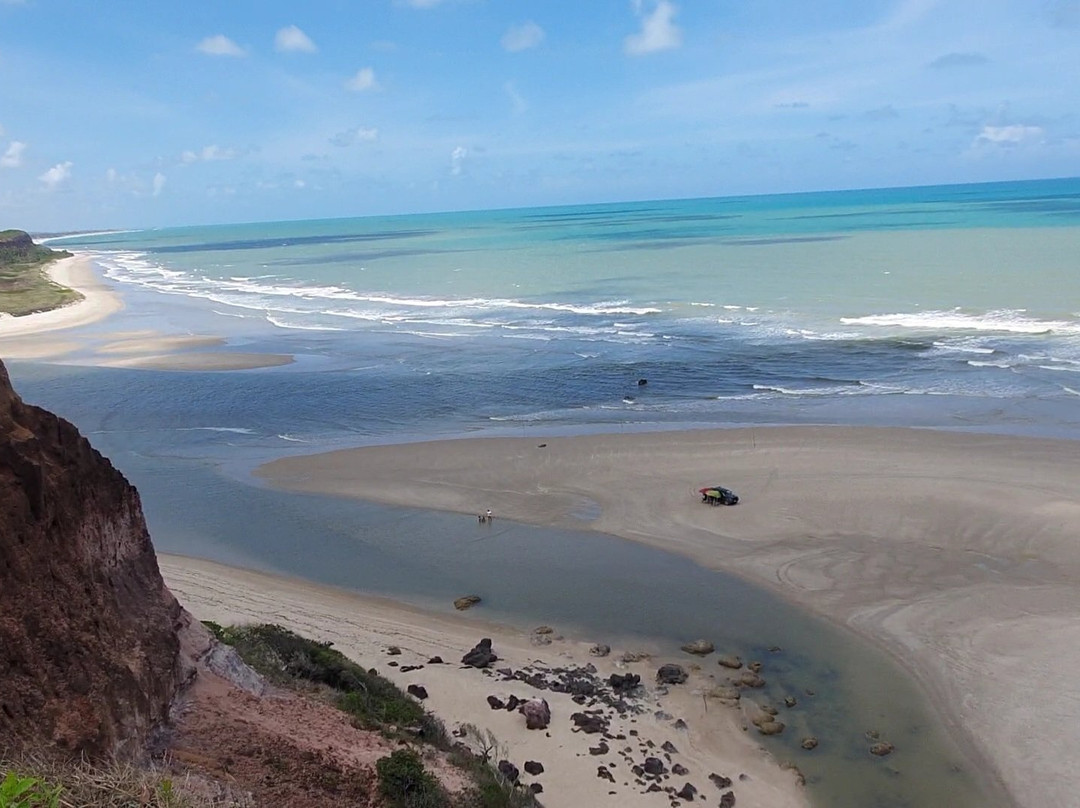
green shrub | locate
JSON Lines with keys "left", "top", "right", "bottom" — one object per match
{"left": 0, "top": 772, "right": 60, "bottom": 808}
{"left": 375, "top": 749, "right": 445, "bottom": 808}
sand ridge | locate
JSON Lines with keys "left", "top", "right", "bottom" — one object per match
{"left": 255, "top": 427, "right": 1080, "bottom": 807}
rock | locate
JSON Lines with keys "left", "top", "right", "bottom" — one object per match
{"left": 656, "top": 663, "right": 689, "bottom": 684}
{"left": 386, "top": 645, "right": 402, "bottom": 655}
{"left": 719, "top": 791, "right": 736, "bottom": 807}
{"left": 0, "top": 359, "right": 190, "bottom": 759}
{"left": 571, "top": 711, "right": 608, "bottom": 734}
{"left": 621, "top": 650, "right": 651, "bottom": 663}
{"left": 681, "top": 639, "right": 715, "bottom": 656}
{"left": 709, "top": 774, "right": 732, "bottom": 790}
{"left": 717, "top": 654, "right": 743, "bottom": 669}
{"left": 784, "top": 696, "right": 798, "bottom": 708}
{"left": 505, "top": 694, "right": 522, "bottom": 712}
{"left": 530, "top": 633, "right": 553, "bottom": 646}
{"left": 427, "top": 656, "right": 444, "bottom": 664}
{"left": 642, "top": 757, "right": 666, "bottom": 776}
{"left": 590, "top": 643, "right": 611, "bottom": 657}
{"left": 597, "top": 766, "right": 615, "bottom": 783}
{"left": 529, "top": 782, "right": 543, "bottom": 794}
{"left": 676, "top": 782, "right": 698, "bottom": 801}
{"left": 406, "top": 684, "right": 428, "bottom": 700}
{"left": 801, "top": 737, "right": 819, "bottom": 750}
{"left": 521, "top": 698, "right": 551, "bottom": 730}
{"left": 454, "top": 595, "right": 482, "bottom": 611}
{"left": 609, "top": 672, "right": 641, "bottom": 695}
{"left": 486, "top": 695, "right": 505, "bottom": 710}
{"left": 748, "top": 661, "right": 763, "bottom": 673}
{"left": 589, "top": 741, "right": 609, "bottom": 755}
{"left": 662, "top": 740, "right": 678, "bottom": 754}
{"left": 523, "top": 760, "right": 544, "bottom": 775}
{"left": 461, "top": 638, "right": 498, "bottom": 668}
{"left": 497, "top": 760, "right": 519, "bottom": 783}
{"left": 870, "top": 742, "right": 895, "bottom": 757}
{"left": 533, "top": 625, "right": 554, "bottom": 635}
{"left": 755, "top": 720, "right": 785, "bottom": 736}
{"left": 736, "top": 671, "right": 766, "bottom": 688}
{"left": 672, "top": 763, "right": 689, "bottom": 775}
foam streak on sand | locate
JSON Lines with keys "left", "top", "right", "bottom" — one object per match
{"left": 160, "top": 554, "right": 809, "bottom": 808}
{"left": 255, "top": 427, "right": 1080, "bottom": 808}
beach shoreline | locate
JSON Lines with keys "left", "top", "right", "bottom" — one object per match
{"left": 0, "top": 253, "right": 294, "bottom": 370}
{"left": 253, "top": 426, "right": 1080, "bottom": 808}
{"left": 160, "top": 552, "right": 811, "bottom": 808}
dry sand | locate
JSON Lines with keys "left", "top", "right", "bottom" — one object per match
{"left": 0, "top": 255, "right": 123, "bottom": 350}
{"left": 0, "top": 254, "right": 294, "bottom": 371}
{"left": 255, "top": 427, "right": 1080, "bottom": 808}
{"left": 161, "top": 554, "right": 809, "bottom": 808}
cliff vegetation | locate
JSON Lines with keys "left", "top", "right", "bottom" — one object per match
{"left": 0, "top": 230, "right": 77, "bottom": 317}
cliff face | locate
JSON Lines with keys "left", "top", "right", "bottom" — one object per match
{"left": 0, "top": 359, "right": 187, "bottom": 759}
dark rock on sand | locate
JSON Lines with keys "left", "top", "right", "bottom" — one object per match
{"left": 521, "top": 698, "right": 551, "bottom": 730}
{"left": 524, "top": 760, "right": 544, "bottom": 775}
{"left": 870, "top": 741, "right": 895, "bottom": 757}
{"left": 406, "top": 684, "right": 428, "bottom": 700}
{"left": 672, "top": 763, "right": 689, "bottom": 776}
{"left": 571, "top": 711, "right": 609, "bottom": 734}
{"left": 487, "top": 695, "right": 505, "bottom": 710}
{"left": 609, "top": 672, "right": 641, "bottom": 695}
{"left": 642, "top": 757, "right": 666, "bottom": 776}
{"left": 597, "top": 766, "right": 615, "bottom": 783}
{"left": 461, "top": 638, "right": 498, "bottom": 668}
{"left": 676, "top": 782, "right": 698, "bottom": 801}
{"left": 427, "top": 656, "right": 444, "bottom": 664}
{"left": 590, "top": 643, "right": 611, "bottom": 657}
{"left": 709, "top": 773, "right": 732, "bottom": 789}
{"left": 529, "top": 782, "right": 543, "bottom": 794}
{"left": 497, "top": 760, "right": 519, "bottom": 783}
{"left": 386, "top": 645, "right": 402, "bottom": 655}
{"left": 656, "top": 663, "right": 689, "bottom": 684}
{"left": 719, "top": 791, "right": 736, "bottom": 807}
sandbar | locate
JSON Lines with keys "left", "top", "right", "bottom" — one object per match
{"left": 256, "top": 426, "right": 1080, "bottom": 808}
{"left": 160, "top": 553, "right": 808, "bottom": 808}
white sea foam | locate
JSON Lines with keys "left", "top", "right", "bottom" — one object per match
{"left": 967, "top": 360, "right": 1012, "bottom": 368}
{"left": 177, "top": 426, "right": 256, "bottom": 435}
{"left": 842, "top": 309, "right": 1080, "bottom": 335}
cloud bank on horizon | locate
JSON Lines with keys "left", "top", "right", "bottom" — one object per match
{"left": 0, "top": 0, "right": 1077, "bottom": 230}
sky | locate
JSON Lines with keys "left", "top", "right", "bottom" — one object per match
{"left": 0, "top": 0, "right": 1078, "bottom": 231}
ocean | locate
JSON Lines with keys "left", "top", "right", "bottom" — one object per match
{"left": 12, "top": 176, "right": 1080, "bottom": 807}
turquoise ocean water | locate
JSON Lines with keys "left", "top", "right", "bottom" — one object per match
{"left": 14, "top": 177, "right": 1080, "bottom": 807}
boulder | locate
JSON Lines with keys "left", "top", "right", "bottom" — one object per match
{"left": 523, "top": 760, "right": 544, "bottom": 776}
{"left": 497, "top": 760, "right": 519, "bottom": 783}
{"left": 454, "top": 595, "right": 482, "bottom": 611}
{"left": 681, "top": 639, "right": 715, "bottom": 656}
{"left": 589, "top": 644, "right": 611, "bottom": 657}
{"left": 676, "top": 782, "right": 698, "bottom": 801}
{"left": 406, "top": 684, "right": 428, "bottom": 700}
{"left": 461, "top": 638, "right": 497, "bottom": 668}
{"left": 520, "top": 698, "right": 551, "bottom": 730}
{"left": 656, "top": 663, "right": 689, "bottom": 684}
{"left": 717, "top": 654, "right": 743, "bottom": 669}
{"left": 801, "top": 737, "right": 819, "bottom": 750}
{"left": 870, "top": 741, "right": 895, "bottom": 757}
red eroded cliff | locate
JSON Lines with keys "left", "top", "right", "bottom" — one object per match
{"left": 0, "top": 359, "right": 188, "bottom": 758}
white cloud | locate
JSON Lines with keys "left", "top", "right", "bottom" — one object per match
{"left": 181, "top": 144, "right": 239, "bottom": 163}
{"left": 346, "top": 67, "right": 380, "bottom": 92}
{"left": 1, "top": 140, "right": 26, "bottom": 168}
{"left": 275, "top": 25, "right": 317, "bottom": 53}
{"left": 152, "top": 172, "right": 166, "bottom": 197}
{"left": 39, "top": 161, "right": 72, "bottom": 188}
{"left": 196, "top": 35, "right": 247, "bottom": 57}
{"left": 974, "top": 124, "right": 1044, "bottom": 145}
{"left": 330, "top": 127, "right": 379, "bottom": 147}
{"left": 501, "top": 21, "right": 545, "bottom": 53}
{"left": 450, "top": 145, "right": 467, "bottom": 176}
{"left": 625, "top": 0, "right": 682, "bottom": 56}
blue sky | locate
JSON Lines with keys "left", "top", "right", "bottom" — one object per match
{"left": 0, "top": 0, "right": 1077, "bottom": 230}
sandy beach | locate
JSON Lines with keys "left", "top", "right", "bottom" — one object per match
{"left": 160, "top": 554, "right": 810, "bottom": 808}
{"left": 0, "top": 254, "right": 293, "bottom": 371}
{"left": 255, "top": 427, "right": 1080, "bottom": 808}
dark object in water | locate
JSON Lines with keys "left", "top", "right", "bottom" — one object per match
{"left": 699, "top": 486, "right": 739, "bottom": 506}
{"left": 637, "top": 378, "right": 648, "bottom": 386}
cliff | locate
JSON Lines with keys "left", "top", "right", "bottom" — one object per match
{"left": 0, "top": 358, "right": 190, "bottom": 759}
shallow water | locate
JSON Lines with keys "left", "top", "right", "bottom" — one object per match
{"left": 12, "top": 362, "right": 1004, "bottom": 808}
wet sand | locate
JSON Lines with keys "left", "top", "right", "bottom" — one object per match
{"left": 256, "top": 427, "right": 1080, "bottom": 807}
